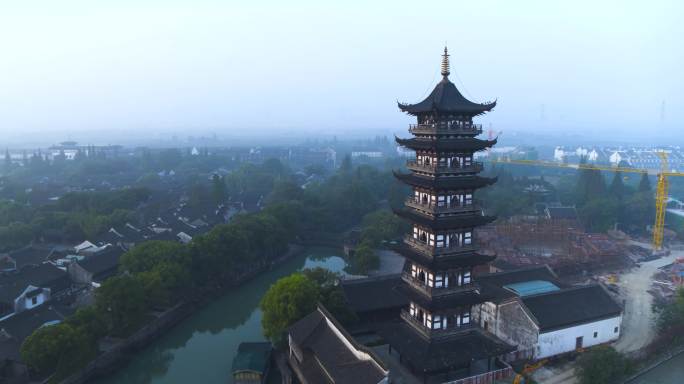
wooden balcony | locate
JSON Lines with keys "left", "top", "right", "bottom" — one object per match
{"left": 406, "top": 161, "right": 483, "bottom": 174}
{"left": 409, "top": 123, "right": 483, "bottom": 136}
{"left": 405, "top": 198, "right": 481, "bottom": 215}
{"left": 403, "top": 235, "right": 478, "bottom": 256}
{"left": 401, "top": 272, "right": 478, "bottom": 298}
{"left": 400, "top": 310, "right": 474, "bottom": 340}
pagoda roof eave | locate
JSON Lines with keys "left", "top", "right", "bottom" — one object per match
{"left": 397, "top": 78, "right": 496, "bottom": 116}
{"left": 393, "top": 172, "right": 497, "bottom": 190}
{"left": 395, "top": 137, "right": 497, "bottom": 151}
{"left": 394, "top": 209, "right": 496, "bottom": 230}
{"left": 391, "top": 244, "right": 496, "bottom": 270}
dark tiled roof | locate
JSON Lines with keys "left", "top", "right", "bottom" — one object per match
{"left": 0, "top": 264, "right": 70, "bottom": 304}
{"left": 398, "top": 284, "right": 486, "bottom": 311}
{"left": 522, "top": 285, "right": 622, "bottom": 332}
{"left": 398, "top": 77, "right": 496, "bottom": 116}
{"left": 288, "top": 306, "right": 388, "bottom": 384}
{"left": 380, "top": 322, "right": 514, "bottom": 374}
{"left": 341, "top": 275, "right": 408, "bottom": 313}
{"left": 8, "top": 246, "right": 50, "bottom": 269}
{"left": 76, "top": 247, "right": 124, "bottom": 281}
{"left": 394, "top": 172, "right": 496, "bottom": 191}
{"left": 392, "top": 244, "right": 495, "bottom": 270}
{"left": 395, "top": 209, "right": 495, "bottom": 230}
{"left": 396, "top": 137, "right": 497, "bottom": 152}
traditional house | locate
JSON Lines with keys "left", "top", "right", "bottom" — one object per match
{"left": 476, "top": 266, "right": 623, "bottom": 360}
{"left": 0, "top": 264, "right": 70, "bottom": 320}
{"left": 288, "top": 305, "right": 389, "bottom": 384}
{"left": 67, "top": 247, "right": 124, "bottom": 286}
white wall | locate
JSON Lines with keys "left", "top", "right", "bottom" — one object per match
{"left": 537, "top": 316, "right": 622, "bottom": 359}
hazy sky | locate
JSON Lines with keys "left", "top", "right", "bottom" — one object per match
{"left": 1, "top": 0, "right": 682, "bottom": 144}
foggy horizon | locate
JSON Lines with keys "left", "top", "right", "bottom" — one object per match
{"left": 1, "top": 1, "right": 682, "bottom": 147}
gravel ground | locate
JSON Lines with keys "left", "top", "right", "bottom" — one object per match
{"left": 614, "top": 243, "right": 682, "bottom": 353}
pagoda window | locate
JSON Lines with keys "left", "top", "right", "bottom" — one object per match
{"left": 464, "top": 231, "right": 472, "bottom": 245}
{"left": 428, "top": 233, "right": 435, "bottom": 246}
{"left": 435, "top": 235, "right": 447, "bottom": 248}
{"left": 413, "top": 227, "right": 419, "bottom": 239}
{"left": 410, "top": 303, "right": 416, "bottom": 316}
{"left": 425, "top": 313, "right": 432, "bottom": 327}
{"left": 463, "top": 271, "right": 472, "bottom": 285}
{"left": 433, "top": 315, "right": 443, "bottom": 329}
{"left": 461, "top": 310, "right": 471, "bottom": 326}
{"left": 426, "top": 272, "right": 435, "bottom": 287}
{"left": 464, "top": 156, "right": 472, "bottom": 166}
{"left": 411, "top": 264, "right": 418, "bottom": 277}
{"left": 434, "top": 273, "right": 447, "bottom": 288}
{"left": 437, "top": 195, "right": 446, "bottom": 207}
{"left": 438, "top": 157, "right": 448, "bottom": 166}
{"left": 464, "top": 193, "right": 473, "bottom": 205}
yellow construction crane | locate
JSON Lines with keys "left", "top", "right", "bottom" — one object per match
{"left": 491, "top": 153, "right": 684, "bottom": 252}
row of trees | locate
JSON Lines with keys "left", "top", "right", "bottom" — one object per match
{"left": 0, "top": 188, "right": 150, "bottom": 250}
{"left": 480, "top": 164, "right": 655, "bottom": 234}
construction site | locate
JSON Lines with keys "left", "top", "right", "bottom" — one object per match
{"left": 478, "top": 212, "right": 631, "bottom": 277}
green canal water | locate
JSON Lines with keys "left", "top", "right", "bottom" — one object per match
{"left": 94, "top": 247, "right": 348, "bottom": 384}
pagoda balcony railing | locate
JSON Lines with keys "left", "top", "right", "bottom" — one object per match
{"left": 400, "top": 310, "right": 475, "bottom": 340}
{"left": 401, "top": 272, "right": 478, "bottom": 298}
{"left": 409, "top": 123, "right": 483, "bottom": 136}
{"left": 404, "top": 235, "right": 478, "bottom": 256}
{"left": 405, "top": 198, "right": 481, "bottom": 215}
{"left": 406, "top": 161, "right": 483, "bottom": 174}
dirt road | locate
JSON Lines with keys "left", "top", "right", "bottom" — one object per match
{"left": 614, "top": 246, "right": 682, "bottom": 352}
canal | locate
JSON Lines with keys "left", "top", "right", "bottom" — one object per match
{"left": 629, "top": 352, "right": 684, "bottom": 384}
{"left": 94, "top": 247, "right": 348, "bottom": 384}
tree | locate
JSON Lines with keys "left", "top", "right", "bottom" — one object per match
{"left": 20, "top": 322, "right": 96, "bottom": 377}
{"left": 638, "top": 172, "right": 652, "bottom": 193}
{"left": 260, "top": 273, "right": 319, "bottom": 344}
{"left": 96, "top": 275, "right": 148, "bottom": 336}
{"left": 347, "top": 241, "right": 380, "bottom": 275}
{"left": 609, "top": 172, "right": 626, "bottom": 201}
{"left": 658, "top": 288, "right": 684, "bottom": 334}
{"left": 576, "top": 346, "right": 631, "bottom": 384}
{"left": 340, "top": 154, "right": 352, "bottom": 173}
{"left": 211, "top": 174, "right": 227, "bottom": 204}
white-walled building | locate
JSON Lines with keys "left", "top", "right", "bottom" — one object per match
{"left": 474, "top": 266, "right": 623, "bottom": 360}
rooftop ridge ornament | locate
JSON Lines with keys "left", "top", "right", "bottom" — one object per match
{"left": 441, "top": 46, "right": 450, "bottom": 77}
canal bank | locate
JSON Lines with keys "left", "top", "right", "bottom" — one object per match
{"left": 90, "top": 247, "right": 348, "bottom": 384}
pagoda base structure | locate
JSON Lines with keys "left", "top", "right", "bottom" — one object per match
{"left": 380, "top": 323, "right": 513, "bottom": 384}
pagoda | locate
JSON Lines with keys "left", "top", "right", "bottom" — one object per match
{"left": 381, "top": 48, "right": 513, "bottom": 383}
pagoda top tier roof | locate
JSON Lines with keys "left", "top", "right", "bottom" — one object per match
{"left": 398, "top": 48, "right": 496, "bottom": 116}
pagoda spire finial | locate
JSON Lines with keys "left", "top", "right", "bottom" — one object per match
{"left": 441, "top": 46, "right": 450, "bottom": 77}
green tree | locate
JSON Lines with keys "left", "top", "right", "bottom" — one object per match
{"left": 577, "top": 346, "right": 631, "bottom": 384}
{"left": 609, "top": 172, "right": 626, "bottom": 201}
{"left": 347, "top": 241, "right": 379, "bottom": 275}
{"left": 260, "top": 273, "right": 319, "bottom": 344}
{"left": 211, "top": 174, "right": 227, "bottom": 203}
{"left": 96, "top": 275, "right": 148, "bottom": 336}
{"left": 20, "top": 322, "right": 96, "bottom": 378}
{"left": 360, "top": 210, "right": 409, "bottom": 246}
{"left": 658, "top": 288, "right": 684, "bottom": 334}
